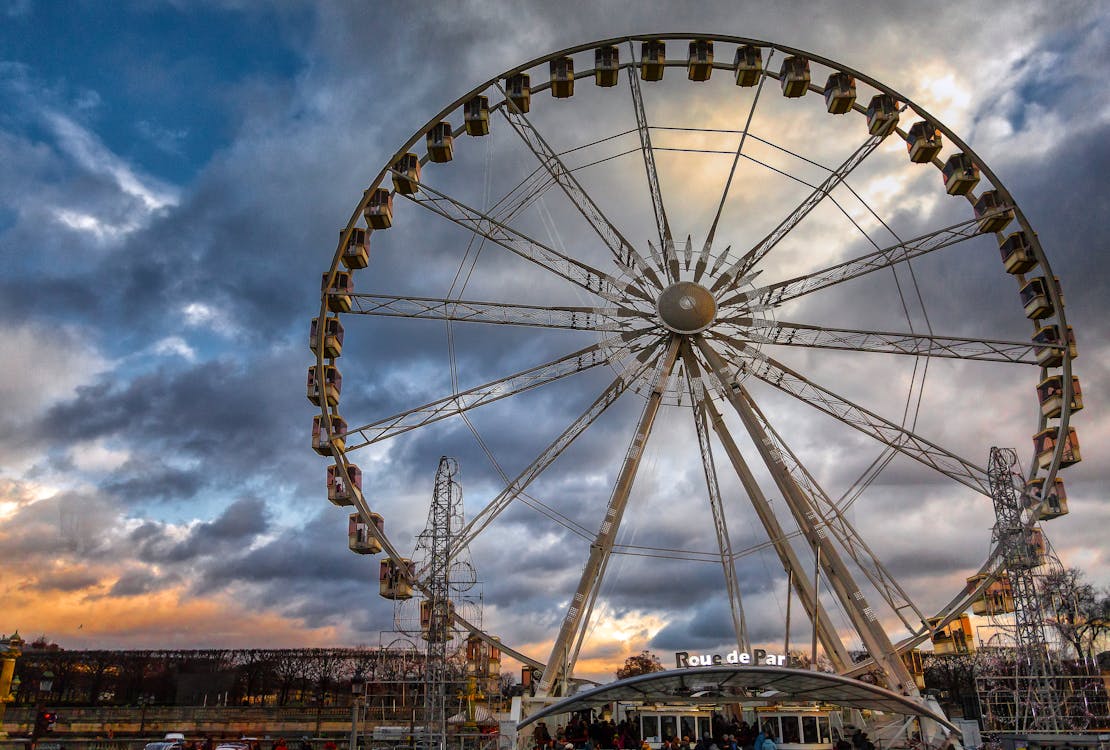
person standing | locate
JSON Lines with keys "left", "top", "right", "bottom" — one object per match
{"left": 760, "top": 727, "right": 777, "bottom": 750}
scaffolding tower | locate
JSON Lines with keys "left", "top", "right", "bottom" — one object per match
{"left": 421, "top": 456, "right": 461, "bottom": 750}
{"left": 981, "top": 447, "right": 1061, "bottom": 731}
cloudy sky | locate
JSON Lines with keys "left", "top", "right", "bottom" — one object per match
{"left": 1, "top": 1, "right": 1107, "bottom": 683}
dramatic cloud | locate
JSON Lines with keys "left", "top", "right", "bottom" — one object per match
{"left": 0, "top": 0, "right": 1106, "bottom": 685}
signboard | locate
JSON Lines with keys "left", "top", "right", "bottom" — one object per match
{"left": 675, "top": 650, "right": 802, "bottom": 668}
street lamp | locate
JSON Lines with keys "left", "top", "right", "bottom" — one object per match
{"left": 39, "top": 671, "right": 54, "bottom": 695}
{"left": 350, "top": 672, "right": 365, "bottom": 750}
{"left": 138, "top": 694, "right": 154, "bottom": 735}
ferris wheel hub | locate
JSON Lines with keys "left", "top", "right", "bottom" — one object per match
{"left": 656, "top": 281, "right": 717, "bottom": 334}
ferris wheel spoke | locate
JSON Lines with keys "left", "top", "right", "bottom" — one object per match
{"left": 444, "top": 336, "right": 669, "bottom": 562}
{"left": 711, "top": 132, "right": 887, "bottom": 295}
{"left": 704, "top": 333, "right": 991, "bottom": 495}
{"left": 719, "top": 215, "right": 992, "bottom": 310}
{"left": 698, "top": 55, "right": 774, "bottom": 283}
{"left": 395, "top": 174, "right": 652, "bottom": 304}
{"left": 540, "top": 335, "right": 682, "bottom": 695}
{"left": 495, "top": 83, "right": 665, "bottom": 293}
{"left": 723, "top": 319, "right": 1045, "bottom": 364}
{"left": 347, "top": 293, "right": 650, "bottom": 332}
{"left": 343, "top": 332, "right": 653, "bottom": 452}
{"left": 681, "top": 343, "right": 750, "bottom": 652}
{"left": 626, "top": 43, "right": 677, "bottom": 283}
{"left": 737, "top": 388, "right": 928, "bottom": 632}
{"left": 684, "top": 346, "right": 851, "bottom": 671}
{"left": 694, "top": 339, "right": 917, "bottom": 689}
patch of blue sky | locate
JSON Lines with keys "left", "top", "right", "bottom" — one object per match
{"left": 0, "top": 2, "right": 312, "bottom": 185}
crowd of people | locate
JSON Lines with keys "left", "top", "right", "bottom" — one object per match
{"left": 530, "top": 714, "right": 788, "bottom": 750}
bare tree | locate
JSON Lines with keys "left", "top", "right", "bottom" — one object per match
{"left": 1040, "top": 567, "right": 1110, "bottom": 666}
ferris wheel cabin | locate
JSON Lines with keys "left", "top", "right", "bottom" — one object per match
{"left": 307, "top": 364, "right": 342, "bottom": 407}
{"left": 379, "top": 558, "right": 414, "bottom": 600}
{"left": 966, "top": 573, "right": 1015, "bottom": 616}
{"left": 687, "top": 39, "right": 714, "bottom": 81}
{"left": 590, "top": 46, "right": 620, "bottom": 87}
{"left": 322, "top": 271, "right": 353, "bottom": 313}
{"left": 734, "top": 44, "right": 762, "bottom": 86}
{"left": 1031, "top": 324, "right": 1076, "bottom": 367}
{"left": 998, "top": 231, "right": 1036, "bottom": 274}
{"left": 364, "top": 187, "right": 393, "bottom": 229}
{"left": 348, "top": 511, "right": 384, "bottom": 555}
{"left": 1037, "top": 374, "right": 1083, "bottom": 419}
{"left": 327, "top": 463, "right": 361, "bottom": 507}
{"left": 941, "top": 153, "right": 980, "bottom": 196}
{"left": 1020, "top": 276, "right": 1055, "bottom": 320}
{"left": 311, "top": 414, "right": 347, "bottom": 456}
{"left": 640, "top": 40, "right": 666, "bottom": 81}
{"left": 420, "top": 599, "right": 456, "bottom": 642}
{"left": 391, "top": 152, "right": 421, "bottom": 194}
{"left": 1033, "top": 426, "right": 1081, "bottom": 470}
{"left": 928, "top": 613, "right": 975, "bottom": 655}
{"left": 309, "top": 316, "right": 344, "bottom": 358}
{"left": 465, "top": 95, "right": 490, "bottom": 136}
{"left": 865, "top": 94, "right": 899, "bottom": 135}
{"left": 340, "top": 227, "right": 369, "bottom": 269}
{"left": 906, "top": 121, "right": 942, "bottom": 163}
{"left": 779, "top": 55, "right": 810, "bottom": 97}
{"left": 973, "top": 189, "right": 1014, "bottom": 233}
{"left": 507, "top": 72, "right": 531, "bottom": 111}
{"left": 823, "top": 72, "right": 856, "bottom": 114}
{"left": 550, "top": 56, "right": 574, "bottom": 98}
{"left": 426, "top": 121, "right": 454, "bottom": 163}
{"left": 1027, "top": 476, "right": 1069, "bottom": 519}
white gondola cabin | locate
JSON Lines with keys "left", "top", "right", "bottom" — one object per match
{"left": 595, "top": 46, "right": 619, "bottom": 87}
{"left": 1032, "top": 324, "right": 1076, "bottom": 367}
{"left": 506, "top": 72, "right": 531, "bottom": 112}
{"left": 322, "top": 271, "right": 353, "bottom": 313}
{"left": 426, "top": 121, "right": 454, "bottom": 163}
{"left": 391, "top": 152, "right": 421, "bottom": 194}
{"left": 550, "top": 56, "right": 574, "bottom": 98}
{"left": 1037, "top": 374, "right": 1083, "bottom": 419}
{"left": 311, "top": 414, "right": 347, "bottom": 456}
{"left": 1028, "top": 477, "right": 1069, "bottom": 519}
{"left": 823, "top": 72, "right": 856, "bottom": 114}
{"left": 1034, "top": 426, "right": 1081, "bottom": 470}
{"left": 348, "top": 511, "right": 383, "bottom": 555}
{"left": 906, "top": 121, "right": 942, "bottom": 163}
{"left": 420, "top": 599, "right": 455, "bottom": 642}
{"left": 307, "top": 364, "right": 342, "bottom": 407}
{"left": 779, "top": 55, "right": 810, "bottom": 97}
{"left": 999, "top": 231, "right": 1036, "bottom": 274}
{"left": 464, "top": 95, "right": 490, "bottom": 136}
{"left": 687, "top": 39, "right": 713, "bottom": 81}
{"left": 327, "top": 463, "right": 361, "bottom": 507}
{"left": 309, "top": 316, "right": 344, "bottom": 358}
{"left": 342, "top": 227, "right": 369, "bottom": 270}
{"left": 364, "top": 187, "right": 393, "bottom": 229}
{"left": 1020, "top": 277, "right": 1053, "bottom": 320}
{"left": 928, "top": 614, "right": 976, "bottom": 654}
{"left": 379, "top": 558, "right": 413, "bottom": 600}
{"left": 974, "top": 189, "right": 1014, "bottom": 233}
{"left": 967, "top": 573, "right": 1015, "bottom": 616}
{"left": 941, "top": 153, "right": 980, "bottom": 195}
{"left": 866, "top": 94, "right": 899, "bottom": 136}
{"left": 640, "top": 40, "right": 666, "bottom": 81}
{"left": 734, "top": 44, "right": 762, "bottom": 86}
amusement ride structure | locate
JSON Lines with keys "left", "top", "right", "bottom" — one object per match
{"left": 310, "top": 34, "right": 1092, "bottom": 745}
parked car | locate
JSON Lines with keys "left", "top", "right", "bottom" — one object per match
{"left": 145, "top": 742, "right": 183, "bottom": 750}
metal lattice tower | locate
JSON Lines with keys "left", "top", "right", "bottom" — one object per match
{"left": 987, "top": 447, "right": 1060, "bottom": 732}
{"left": 421, "top": 456, "right": 461, "bottom": 750}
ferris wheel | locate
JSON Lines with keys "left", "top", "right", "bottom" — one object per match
{"left": 310, "top": 34, "right": 1082, "bottom": 697}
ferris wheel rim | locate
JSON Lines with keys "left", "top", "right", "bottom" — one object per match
{"left": 313, "top": 33, "right": 1079, "bottom": 683}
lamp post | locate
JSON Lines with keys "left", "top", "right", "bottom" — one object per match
{"left": 350, "top": 672, "right": 365, "bottom": 750}
{"left": 138, "top": 694, "right": 153, "bottom": 735}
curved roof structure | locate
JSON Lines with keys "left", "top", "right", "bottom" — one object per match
{"left": 519, "top": 667, "right": 957, "bottom": 735}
